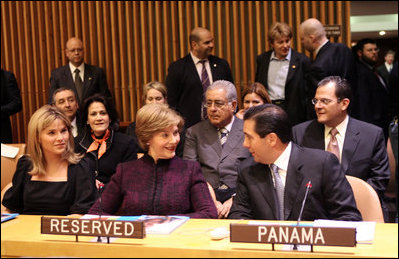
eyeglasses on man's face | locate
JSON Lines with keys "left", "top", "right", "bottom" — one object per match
{"left": 311, "top": 98, "right": 341, "bottom": 106}
{"left": 205, "top": 100, "right": 229, "bottom": 109}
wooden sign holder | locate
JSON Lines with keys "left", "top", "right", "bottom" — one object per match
{"left": 230, "top": 223, "right": 356, "bottom": 252}
{"left": 41, "top": 216, "right": 145, "bottom": 243}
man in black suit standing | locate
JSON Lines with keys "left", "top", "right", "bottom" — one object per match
{"left": 377, "top": 50, "right": 395, "bottom": 86}
{"left": 1, "top": 69, "right": 22, "bottom": 143}
{"left": 299, "top": 18, "right": 357, "bottom": 119}
{"left": 166, "top": 27, "right": 234, "bottom": 128}
{"left": 353, "top": 39, "right": 390, "bottom": 141}
{"left": 255, "top": 22, "right": 310, "bottom": 125}
{"left": 228, "top": 104, "right": 361, "bottom": 221}
{"left": 48, "top": 37, "right": 111, "bottom": 107}
{"left": 292, "top": 76, "right": 390, "bottom": 221}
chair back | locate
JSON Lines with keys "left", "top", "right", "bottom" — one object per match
{"left": 346, "top": 175, "right": 384, "bottom": 223}
{"left": 1, "top": 143, "right": 26, "bottom": 190}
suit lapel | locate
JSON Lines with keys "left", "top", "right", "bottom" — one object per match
{"left": 220, "top": 118, "right": 242, "bottom": 160}
{"left": 254, "top": 163, "right": 279, "bottom": 219}
{"left": 284, "top": 144, "right": 305, "bottom": 220}
{"left": 187, "top": 55, "right": 203, "bottom": 86}
{"left": 82, "top": 64, "right": 93, "bottom": 98}
{"left": 341, "top": 117, "right": 360, "bottom": 173}
{"left": 203, "top": 121, "right": 222, "bottom": 154}
{"left": 62, "top": 65, "right": 75, "bottom": 88}
{"left": 285, "top": 50, "right": 297, "bottom": 88}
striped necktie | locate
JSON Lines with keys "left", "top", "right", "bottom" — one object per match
{"left": 270, "top": 164, "right": 284, "bottom": 220}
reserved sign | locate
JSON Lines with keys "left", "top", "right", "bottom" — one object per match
{"left": 230, "top": 224, "right": 356, "bottom": 247}
{"left": 41, "top": 217, "right": 145, "bottom": 239}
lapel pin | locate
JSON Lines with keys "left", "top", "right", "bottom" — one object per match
{"left": 89, "top": 77, "right": 92, "bottom": 80}
{"left": 292, "top": 65, "right": 296, "bottom": 69}
{"left": 213, "top": 64, "right": 217, "bottom": 67}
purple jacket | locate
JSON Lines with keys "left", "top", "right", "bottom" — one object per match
{"left": 89, "top": 154, "right": 217, "bottom": 219}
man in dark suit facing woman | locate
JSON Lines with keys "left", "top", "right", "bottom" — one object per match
{"left": 166, "top": 27, "right": 234, "bottom": 128}
{"left": 299, "top": 18, "right": 357, "bottom": 119}
{"left": 255, "top": 22, "right": 310, "bottom": 126}
{"left": 48, "top": 37, "right": 112, "bottom": 107}
{"left": 292, "top": 76, "right": 390, "bottom": 221}
{"left": 229, "top": 104, "right": 361, "bottom": 221}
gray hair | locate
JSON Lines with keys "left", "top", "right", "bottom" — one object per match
{"left": 206, "top": 80, "right": 237, "bottom": 102}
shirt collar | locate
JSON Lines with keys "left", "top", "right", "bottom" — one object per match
{"left": 324, "top": 115, "right": 349, "bottom": 138}
{"left": 272, "top": 141, "right": 292, "bottom": 171}
{"left": 221, "top": 116, "right": 235, "bottom": 132}
{"left": 315, "top": 39, "right": 329, "bottom": 56}
{"left": 270, "top": 48, "right": 292, "bottom": 61}
{"left": 69, "top": 62, "right": 84, "bottom": 74}
{"left": 190, "top": 51, "right": 208, "bottom": 65}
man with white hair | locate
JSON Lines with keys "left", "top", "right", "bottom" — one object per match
{"left": 183, "top": 80, "right": 251, "bottom": 218}
{"left": 299, "top": 18, "right": 357, "bottom": 119}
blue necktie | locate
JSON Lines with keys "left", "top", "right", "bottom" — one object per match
{"left": 271, "top": 164, "right": 284, "bottom": 220}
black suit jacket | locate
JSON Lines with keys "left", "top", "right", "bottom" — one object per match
{"left": 376, "top": 63, "right": 390, "bottom": 86}
{"left": 229, "top": 143, "right": 362, "bottom": 221}
{"left": 48, "top": 63, "right": 111, "bottom": 106}
{"left": 255, "top": 49, "right": 311, "bottom": 125}
{"left": 354, "top": 60, "right": 390, "bottom": 139}
{"left": 166, "top": 54, "right": 234, "bottom": 128}
{"left": 292, "top": 117, "right": 390, "bottom": 200}
{"left": 306, "top": 41, "right": 357, "bottom": 119}
{"left": 1, "top": 69, "right": 22, "bottom": 143}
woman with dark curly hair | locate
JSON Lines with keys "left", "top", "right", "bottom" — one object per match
{"left": 76, "top": 94, "right": 138, "bottom": 189}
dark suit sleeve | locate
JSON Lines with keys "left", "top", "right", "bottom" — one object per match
{"left": 322, "top": 153, "right": 362, "bottom": 221}
{"left": 366, "top": 129, "right": 390, "bottom": 198}
{"left": 70, "top": 157, "right": 97, "bottom": 214}
{"left": 165, "top": 62, "right": 181, "bottom": 110}
{"left": 228, "top": 163, "right": 254, "bottom": 219}
{"left": 1, "top": 71, "right": 22, "bottom": 118}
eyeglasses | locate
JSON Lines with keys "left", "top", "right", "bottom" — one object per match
{"left": 311, "top": 98, "right": 341, "bottom": 106}
{"left": 205, "top": 100, "right": 229, "bottom": 109}
{"left": 364, "top": 48, "right": 379, "bottom": 53}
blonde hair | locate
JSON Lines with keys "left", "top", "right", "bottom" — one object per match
{"left": 268, "top": 22, "right": 292, "bottom": 44}
{"left": 135, "top": 103, "right": 184, "bottom": 151}
{"left": 142, "top": 81, "right": 167, "bottom": 103}
{"left": 27, "top": 105, "right": 82, "bottom": 176}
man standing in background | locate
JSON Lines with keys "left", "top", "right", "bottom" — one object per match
{"left": 166, "top": 27, "right": 234, "bottom": 129}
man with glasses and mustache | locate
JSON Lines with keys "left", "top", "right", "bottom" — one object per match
{"left": 292, "top": 76, "right": 390, "bottom": 222}
{"left": 183, "top": 80, "right": 250, "bottom": 219}
{"left": 353, "top": 38, "right": 390, "bottom": 141}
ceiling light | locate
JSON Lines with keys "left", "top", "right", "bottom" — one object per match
{"left": 379, "top": 31, "right": 386, "bottom": 36}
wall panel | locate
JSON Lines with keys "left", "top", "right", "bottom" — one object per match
{"left": 1, "top": 1, "right": 351, "bottom": 143}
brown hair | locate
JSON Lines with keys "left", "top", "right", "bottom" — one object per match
{"left": 135, "top": 103, "right": 184, "bottom": 151}
{"left": 241, "top": 82, "right": 271, "bottom": 104}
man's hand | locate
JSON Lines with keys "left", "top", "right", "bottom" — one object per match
{"left": 217, "top": 197, "right": 233, "bottom": 219}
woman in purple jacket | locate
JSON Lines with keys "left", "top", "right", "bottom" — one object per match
{"left": 89, "top": 103, "right": 217, "bottom": 218}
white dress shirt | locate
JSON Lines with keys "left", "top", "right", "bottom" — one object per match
{"left": 69, "top": 62, "right": 85, "bottom": 82}
{"left": 269, "top": 141, "right": 292, "bottom": 187}
{"left": 190, "top": 52, "right": 214, "bottom": 85}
